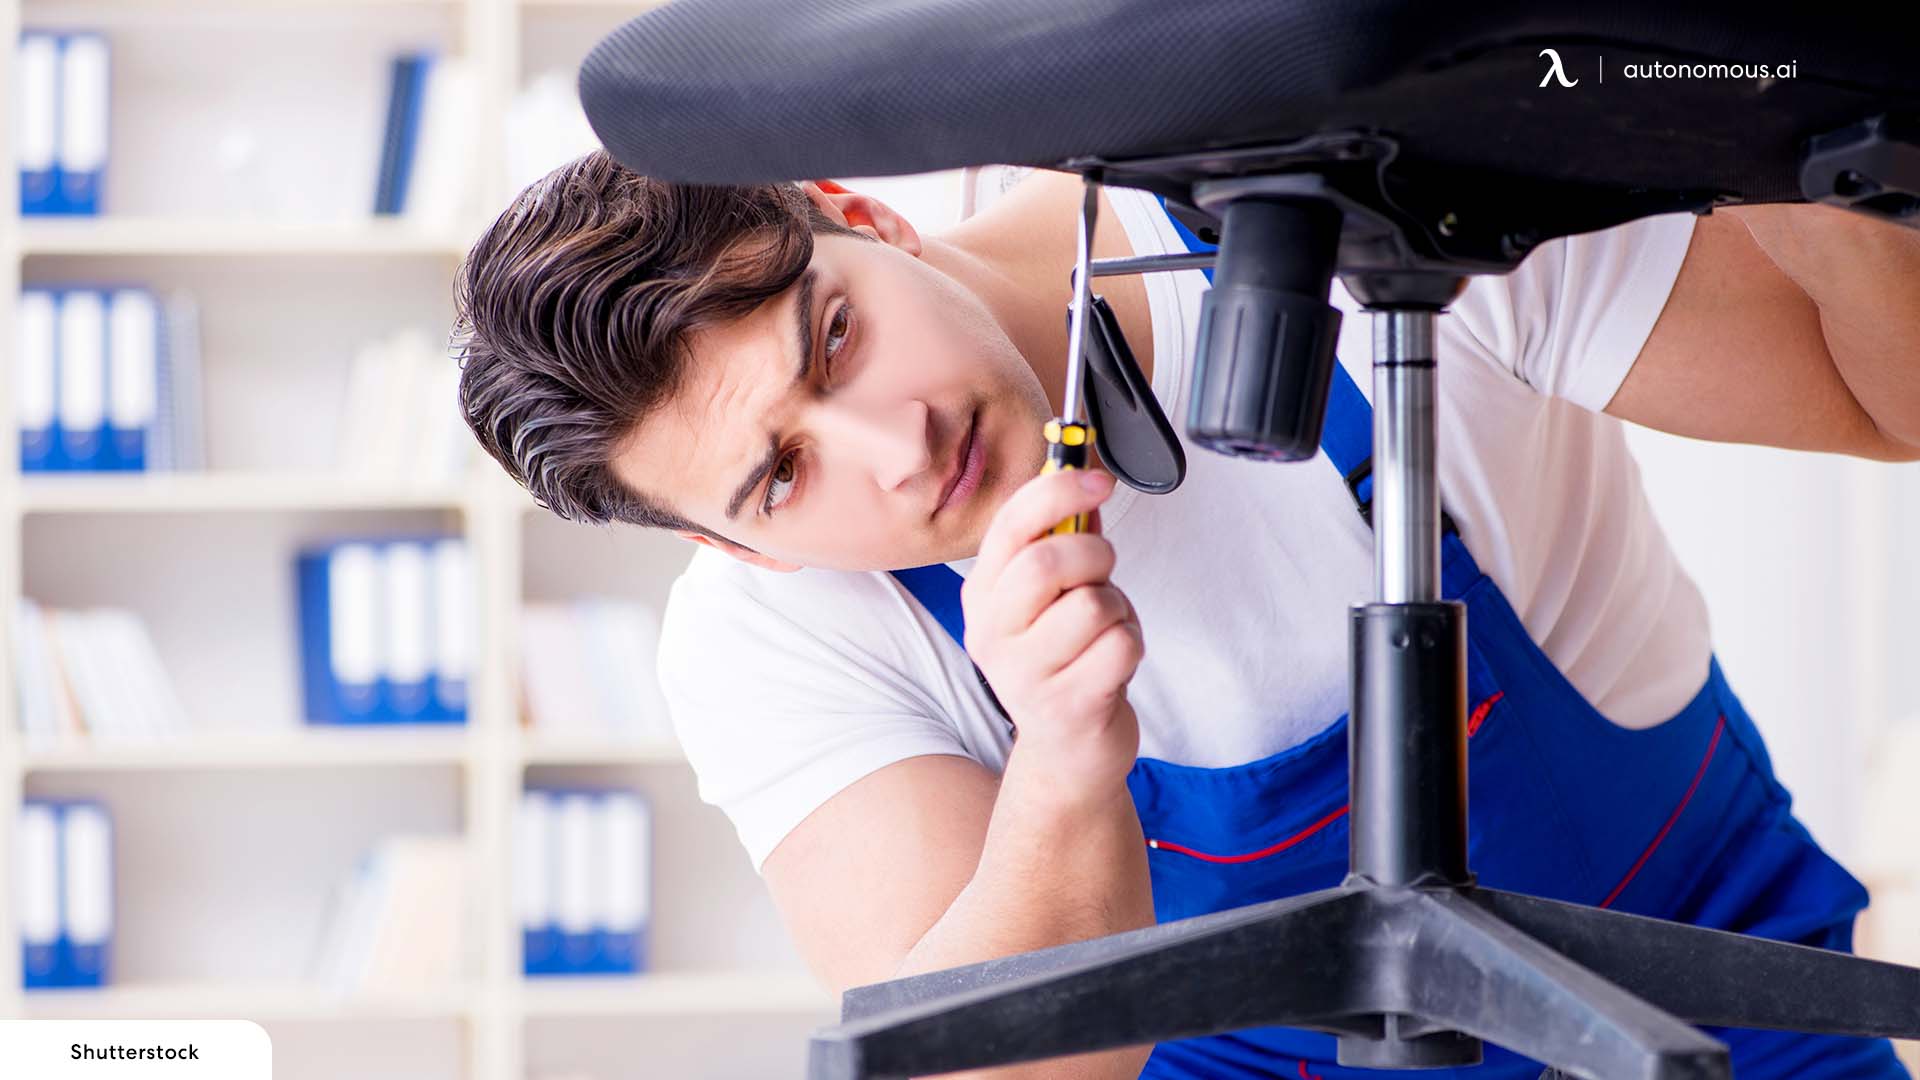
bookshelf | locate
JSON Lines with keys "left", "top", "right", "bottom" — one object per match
{"left": 0, "top": 1, "right": 840, "bottom": 1078}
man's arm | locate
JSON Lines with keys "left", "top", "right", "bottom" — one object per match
{"left": 1605, "top": 204, "right": 1920, "bottom": 462}
{"left": 764, "top": 747, "right": 1151, "bottom": 1080}
{"left": 762, "top": 469, "right": 1155, "bottom": 1080}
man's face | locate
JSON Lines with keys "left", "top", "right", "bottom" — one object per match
{"left": 614, "top": 230, "right": 1052, "bottom": 572}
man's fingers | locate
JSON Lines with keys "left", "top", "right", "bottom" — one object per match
{"left": 1010, "top": 582, "right": 1134, "bottom": 675}
{"left": 971, "top": 468, "right": 1115, "bottom": 589}
{"left": 986, "top": 535, "right": 1117, "bottom": 639}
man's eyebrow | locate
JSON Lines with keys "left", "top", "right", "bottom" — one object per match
{"left": 724, "top": 267, "right": 816, "bottom": 520}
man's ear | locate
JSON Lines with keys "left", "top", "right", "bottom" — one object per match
{"left": 799, "top": 179, "right": 922, "bottom": 257}
{"left": 674, "top": 529, "right": 803, "bottom": 573}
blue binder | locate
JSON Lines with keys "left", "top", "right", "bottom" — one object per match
{"left": 593, "top": 790, "right": 649, "bottom": 975}
{"left": 17, "top": 33, "right": 61, "bottom": 216}
{"left": 19, "top": 801, "right": 61, "bottom": 988}
{"left": 389, "top": 54, "right": 430, "bottom": 215}
{"left": 18, "top": 289, "right": 60, "bottom": 472}
{"left": 374, "top": 54, "right": 429, "bottom": 215}
{"left": 55, "top": 289, "right": 109, "bottom": 471}
{"left": 523, "top": 786, "right": 650, "bottom": 977}
{"left": 60, "top": 801, "right": 114, "bottom": 987}
{"left": 381, "top": 540, "right": 435, "bottom": 722}
{"left": 298, "top": 541, "right": 386, "bottom": 725}
{"left": 20, "top": 798, "right": 114, "bottom": 990}
{"left": 104, "top": 288, "right": 158, "bottom": 472}
{"left": 298, "top": 536, "right": 470, "bottom": 726}
{"left": 54, "top": 33, "right": 110, "bottom": 216}
{"left": 518, "top": 788, "right": 559, "bottom": 976}
{"left": 428, "top": 538, "right": 471, "bottom": 725}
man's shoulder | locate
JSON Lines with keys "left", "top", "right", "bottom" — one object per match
{"left": 660, "top": 547, "right": 913, "bottom": 651}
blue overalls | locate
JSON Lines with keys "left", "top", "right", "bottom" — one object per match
{"left": 886, "top": 199, "right": 1907, "bottom": 1079}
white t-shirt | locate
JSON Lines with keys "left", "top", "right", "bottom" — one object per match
{"left": 657, "top": 176, "right": 1711, "bottom": 871}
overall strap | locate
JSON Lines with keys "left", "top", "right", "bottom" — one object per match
{"left": 889, "top": 563, "right": 968, "bottom": 647}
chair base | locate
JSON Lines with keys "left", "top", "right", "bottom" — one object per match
{"left": 809, "top": 882, "right": 1920, "bottom": 1080}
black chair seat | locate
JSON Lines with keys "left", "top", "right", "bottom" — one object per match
{"left": 581, "top": 0, "right": 1919, "bottom": 210}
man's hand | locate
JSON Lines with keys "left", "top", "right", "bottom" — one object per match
{"left": 960, "top": 466, "right": 1144, "bottom": 798}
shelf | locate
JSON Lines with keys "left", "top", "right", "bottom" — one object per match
{"left": 518, "top": 733, "right": 684, "bottom": 766}
{"left": 518, "top": 971, "right": 832, "bottom": 1018}
{"left": 19, "top": 472, "right": 473, "bottom": 514}
{"left": 21, "top": 980, "right": 477, "bottom": 1022}
{"left": 20, "top": 729, "right": 473, "bottom": 772}
{"left": 19, "top": 217, "right": 470, "bottom": 259}
{"left": 518, "top": 0, "right": 672, "bottom": 9}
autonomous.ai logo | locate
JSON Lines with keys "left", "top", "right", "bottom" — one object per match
{"left": 1538, "top": 48, "right": 1579, "bottom": 88}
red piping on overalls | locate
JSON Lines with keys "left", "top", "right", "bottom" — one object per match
{"left": 1598, "top": 714, "right": 1726, "bottom": 909}
{"left": 1145, "top": 693, "right": 1506, "bottom": 863}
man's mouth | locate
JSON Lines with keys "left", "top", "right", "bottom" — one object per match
{"left": 936, "top": 409, "right": 984, "bottom": 517}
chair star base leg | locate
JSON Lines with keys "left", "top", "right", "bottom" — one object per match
{"left": 820, "top": 881, "right": 1920, "bottom": 1078}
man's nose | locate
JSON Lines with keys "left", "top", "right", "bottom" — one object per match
{"left": 819, "top": 397, "right": 933, "bottom": 491}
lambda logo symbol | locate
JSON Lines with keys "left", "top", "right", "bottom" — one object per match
{"left": 1538, "top": 48, "right": 1580, "bottom": 88}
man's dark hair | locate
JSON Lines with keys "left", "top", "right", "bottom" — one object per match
{"left": 450, "top": 148, "right": 870, "bottom": 538}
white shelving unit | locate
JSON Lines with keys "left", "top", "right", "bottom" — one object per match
{"left": 0, "top": 1, "right": 835, "bottom": 1078}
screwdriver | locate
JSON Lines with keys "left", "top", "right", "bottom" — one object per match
{"left": 1043, "top": 176, "right": 1101, "bottom": 535}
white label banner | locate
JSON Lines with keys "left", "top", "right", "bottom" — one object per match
{"left": 0, "top": 1020, "right": 270, "bottom": 1077}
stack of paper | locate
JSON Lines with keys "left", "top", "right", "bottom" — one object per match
{"left": 309, "top": 834, "right": 470, "bottom": 993}
{"left": 335, "top": 327, "right": 473, "bottom": 483}
{"left": 519, "top": 599, "right": 673, "bottom": 742}
{"left": 13, "top": 600, "right": 190, "bottom": 745}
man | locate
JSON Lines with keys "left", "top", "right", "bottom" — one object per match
{"left": 452, "top": 150, "right": 1919, "bottom": 1078}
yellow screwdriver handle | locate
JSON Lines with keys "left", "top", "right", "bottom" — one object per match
{"left": 1042, "top": 419, "right": 1095, "bottom": 535}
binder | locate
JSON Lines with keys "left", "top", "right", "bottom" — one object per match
{"left": 379, "top": 541, "right": 434, "bottom": 722}
{"left": 596, "top": 791, "right": 649, "bottom": 974}
{"left": 18, "top": 802, "right": 61, "bottom": 988}
{"left": 48, "top": 611, "right": 117, "bottom": 740}
{"left": 18, "top": 800, "right": 115, "bottom": 990}
{"left": 517, "top": 790, "right": 560, "bottom": 976}
{"left": 430, "top": 539, "right": 471, "bottom": 724}
{"left": 18, "top": 289, "right": 59, "bottom": 471}
{"left": 298, "top": 542, "right": 384, "bottom": 725}
{"left": 157, "top": 290, "right": 206, "bottom": 471}
{"left": 553, "top": 791, "right": 597, "bottom": 974}
{"left": 521, "top": 787, "right": 650, "bottom": 976}
{"left": 389, "top": 54, "right": 430, "bottom": 215}
{"left": 55, "top": 290, "right": 107, "bottom": 470}
{"left": 55, "top": 34, "right": 109, "bottom": 216}
{"left": 17, "top": 34, "right": 60, "bottom": 215}
{"left": 60, "top": 802, "right": 113, "bottom": 986}
{"left": 106, "top": 288, "right": 158, "bottom": 472}
{"left": 404, "top": 53, "right": 479, "bottom": 230}
{"left": 373, "top": 55, "right": 409, "bottom": 214}
{"left": 374, "top": 55, "right": 428, "bottom": 215}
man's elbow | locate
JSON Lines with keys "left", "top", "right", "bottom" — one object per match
{"left": 1859, "top": 420, "right": 1920, "bottom": 463}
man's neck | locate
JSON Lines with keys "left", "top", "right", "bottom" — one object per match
{"left": 918, "top": 170, "right": 1153, "bottom": 418}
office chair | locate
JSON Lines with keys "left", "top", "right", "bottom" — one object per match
{"left": 576, "top": 2, "right": 1920, "bottom": 1075}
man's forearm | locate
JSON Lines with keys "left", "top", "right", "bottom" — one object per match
{"left": 893, "top": 734, "right": 1156, "bottom": 1080}
{"left": 1724, "top": 203, "right": 1920, "bottom": 450}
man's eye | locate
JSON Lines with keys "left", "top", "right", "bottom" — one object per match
{"left": 764, "top": 452, "right": 799, "bottom": 513}
{"left": 824, "top": 303, "right": 853, "bottom": 367}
